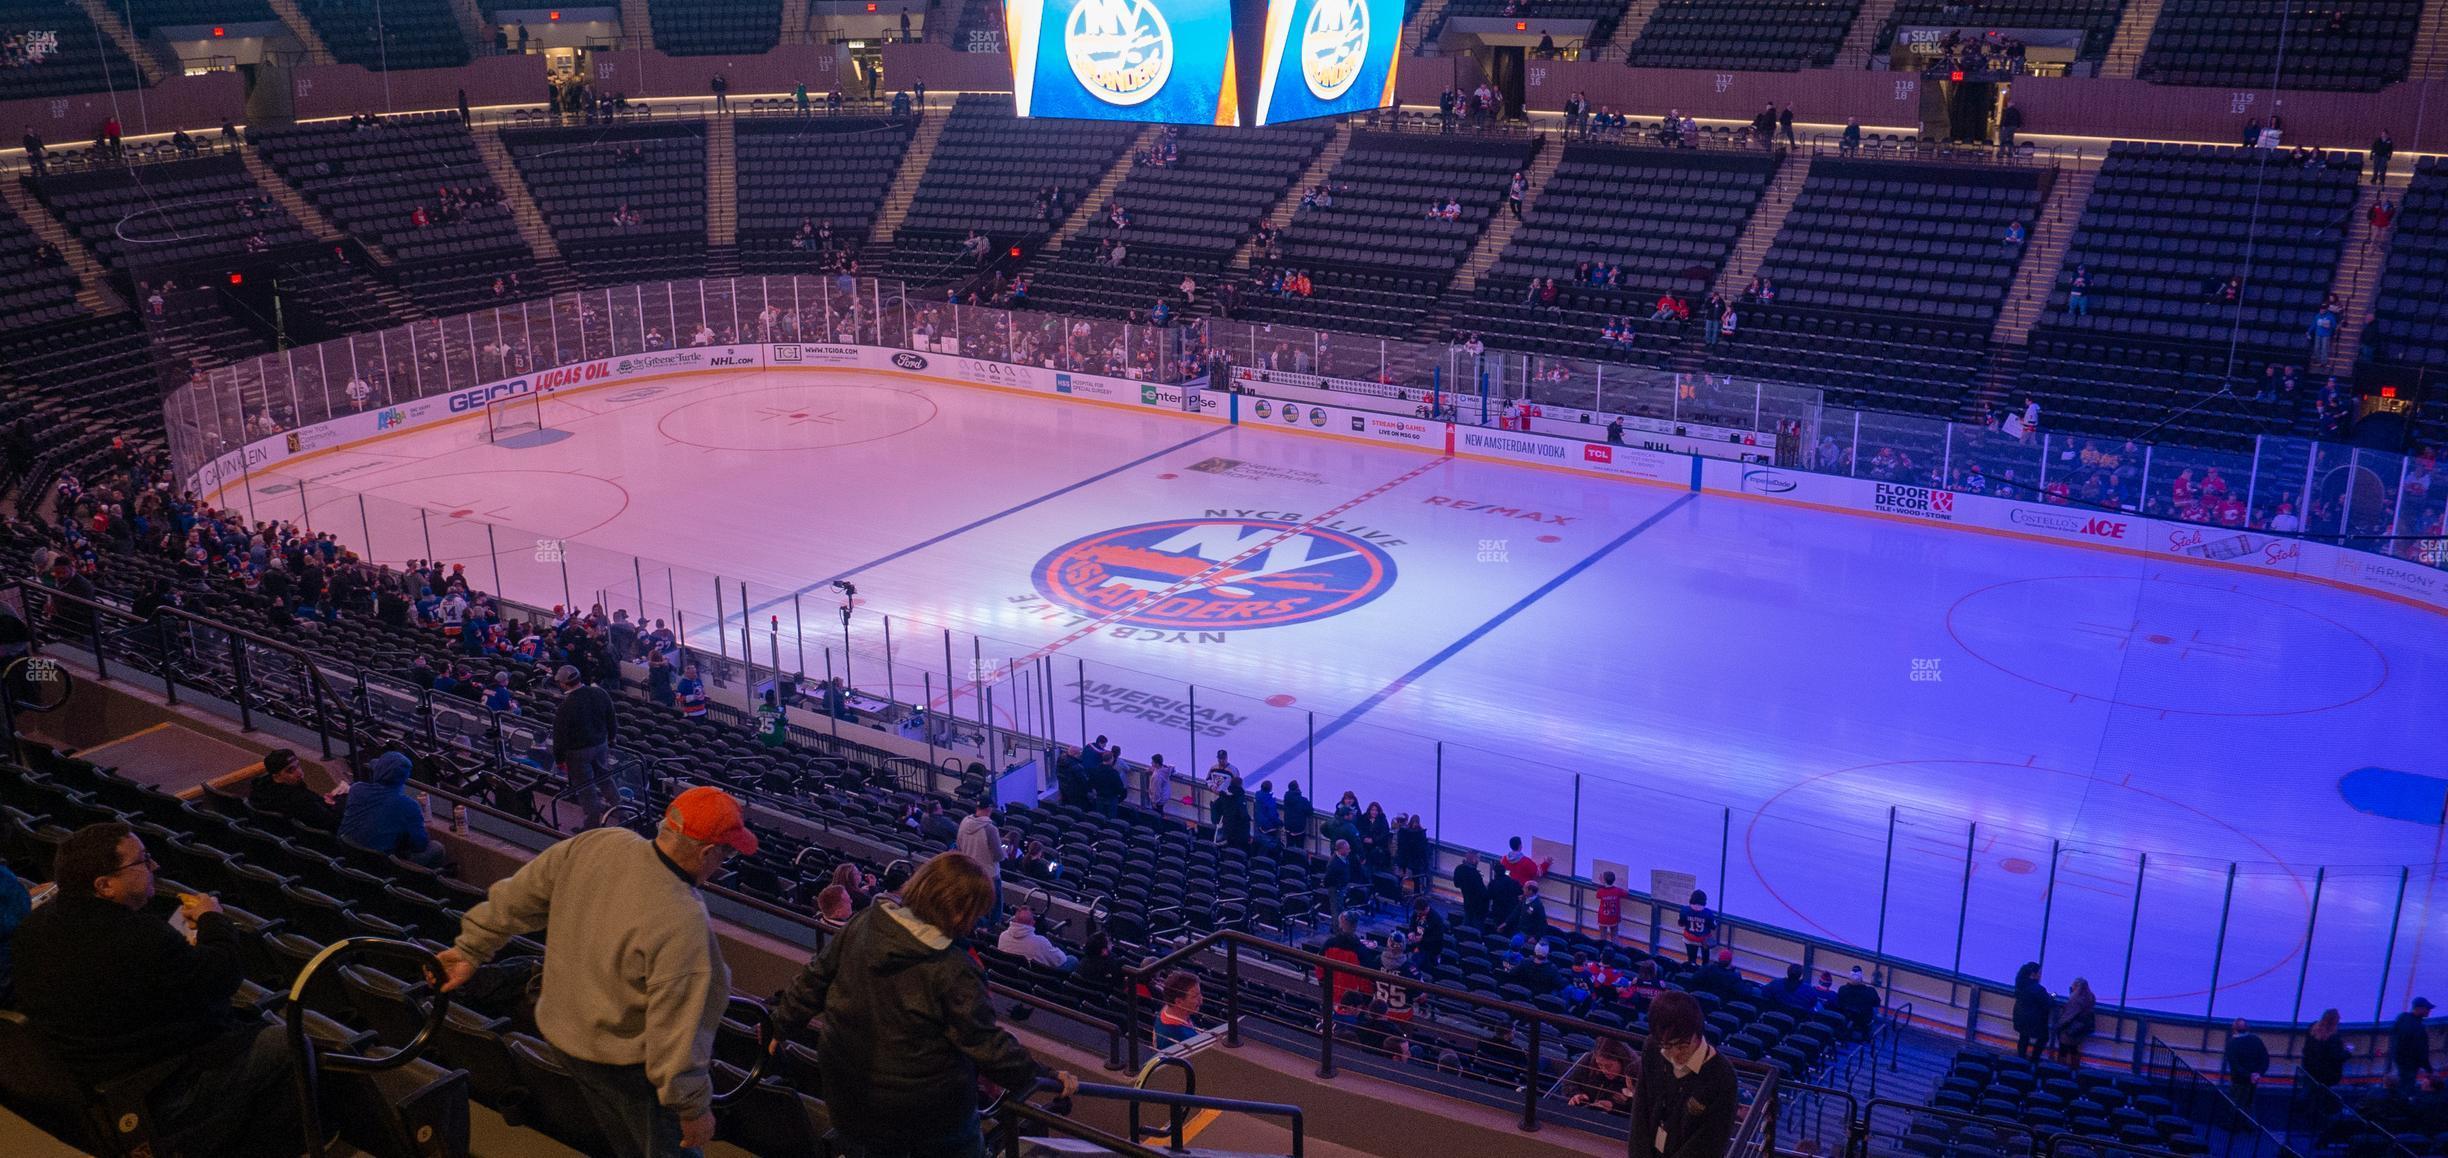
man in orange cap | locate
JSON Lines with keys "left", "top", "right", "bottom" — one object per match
{"left": 437, "top": 785, "right": 757, "bottom": 1156}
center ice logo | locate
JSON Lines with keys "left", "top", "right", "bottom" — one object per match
{"left": 1034, "top": 518, "right": 1396, "bottom": 630}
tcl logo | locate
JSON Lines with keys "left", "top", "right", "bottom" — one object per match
{"left": 1582, "top": 444, "right": 1613, "bottom": 464}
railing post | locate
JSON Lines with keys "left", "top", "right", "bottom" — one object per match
{"left": 1521, "top": 1017, "right": 1543, "bottom": 1132}
{"left": 228, "top": 630, "right": 254, "bottom": 732}
{"left": 84, "top": 597, "right": 108, "bottom": 684}
{"left": 1226, "top": 938, "right": 1242, "bottom": 1048}
{"left": 155, "top": 614, "right": 178, "bottom": 704}
{"left": 309, "top": 666, "right": 332, "bottom": 759}
{"left": 1316, "top": 959, "right": 1336, "bottom": 1078}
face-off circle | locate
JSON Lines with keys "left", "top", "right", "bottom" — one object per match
{"left": 1945, "top": 575, "right": 2388, "bottom": 717}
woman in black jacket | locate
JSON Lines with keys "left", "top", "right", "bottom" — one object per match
{"left": 2302, "top": 1008, "right": 2352, "bottom": 1088}
{"left": 1633, "top": 990, "right": 1739, "bottom": 1158}
{"left": 771, "top": 852, "right": 1079, "bottom": 1155}
{"left": 2011, "top": 961, "right": 2053, "bottom": 1061}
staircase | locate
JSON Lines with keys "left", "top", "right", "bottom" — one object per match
{"left": 1056, "top": 124, "right": 1162, "bottom": 242}
{"left": 868, "top": 110, "right": 951, "bottom": 248}
{"left": 235, "top": 144, "right": 379, "bottom": 259}
{"left": 1711, "top": 152, "right": 1813, "bottom": 298}
{"left": 469, "top": 124, "right": 570, "bottom": 283}
{"left": 450, "top": 0, "right": 493, "bottom": 61}
{"left": 2100, "top": 0, "right": 2165, "bottom": 79}
{"left": 68, "top": 0, "right": 165, "bottom": 84}
{"left": 619, "top": 0, "right": 655, "bottom": 50}
{"left": 0, "top": 182, "right": 123, "bottom": 314}
{"left": 2410, "top": 0, "right": 2448, "bottom": 79}
{"left": 705, "top": 115, "right": 736, "bottom": 248}
{"left": 1600, "top": 0, "right": 1667, "bottom": 52}
{"left": 2322, "top": 177, "right": 2399, "bottom": 374}
{"left": 1838, "top": 0, "right": 1904, "bottom": 69}
{"left": 1408, "top": 0, "right": 1456, "bottom": 49}
{"left": 1988, "top": 163, "right": 2097, "bottom": 349}
{"left": 364, "top": 278, "right": 426, "bottom": 320}
{"left": 1454, "top": 138, "right": 1558, "bottom": 291}
{"left": 1228, "top": 121, "right": 1351, "bottom": 272}
{"left": 260, "top": 0, "right": 338, "bottom": 64}
{"left": 779, "top": 0, "right": 809, "bottom": 44}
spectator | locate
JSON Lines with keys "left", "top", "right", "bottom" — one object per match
{"left": 2224, "top": 1018, "right": 2269, "bottom": 1112}
{"left": 14, "top": 821, "right": 301, "bottom": 1155}
{"left": 2068, "top": 265, "right": 2091, "bottom": 316}
{"left": 1632, "top": 990, "right": 1738, "bottom": 1158}
{"left": 710, "top": 72, "right": 729, "bottom": 114}
{"left": 1153, "top": 970, "right": 1205, "bottom": 1048}
{"left": 2004, "top": 220, "right": 2028, "bottom": 246}
{"left": 1215, "top": 778, "right": 1252, "bottom": 850}
{"left": 1780, "top": 103, "right": 1797, "bottom": 147}
{"left": 2052, "top": 976, "right": 2096, "bottom": 1066}
{"left": 2390, "top": 997, "right": 2435, "bottom": 1098}
{"left": 815, "top": 884, "right": 854, "bottom": 929}
{"left": 996, "top": 908, "right": 1077, "bottom": 971}
{"left": 1500, "top": 835, "right": 1550, "bottom": 886}
{"left": 1281, "top": 780, "right": 1312, "bottom": 849}
{"left": 1840, "top": 117, "right": 1862, "bottom": 155}
{"left": 1253, "top": 780, "right": 1283, "bottom": 847}
{"left": 1324, "top": 839, "right": 1367, "bottom": 910}
{"left": 552, "top": 663, "right": 619, "bottom": 828}
{"left": 1762, "top": 963, "right": 1813, "bottom": 1010}
{"left": 829, "top": 862, "right": 876, "bottom": 911}
{"left": 1568, "top": 1036, "right": 1637, "bottom": 1112}
{"left": 2012, "top": 961, "right": 2053, "bottom": 1061}
{"left": 917, "top": 800, "right": 960, "bottom": 847}
{"left": 340, "top": 750, "right": 445, "bottom": 867}
{"left": 2371, "top": 131, "right": 2394, "bottom": 184}
{"left": 248, "top": 747, "right": 339, "bottom": 830}
{"left": 436, "top": 787, "right": 756, "bottom": 1158}
{"left": 770, "top": 852, "right": 1078, "bottom": 1154}
{"left": 1453, "top": 848, "right": 1490, "bottom": 925}
{"left": 1834, "top": 966, "right": 1880, "bottom": 1040}
{"left": 1087, "top": 747, "right": 1125, "bottom": 817}
{"left": 2304, "top": 1008, "right": 2352, "bottom": 1088}
{"left": 1679, "top": 889, "right": 1716, "bottom": 965}
{"left": 0, "top": 858, "right": 27, "bottom": 1002}
{"left": 1407, "top": 896, "right": 1446, "bottom": 964}
{"left": 2309, "top": 301, "right": 2341, "bottom": 362}
{"left": 1998, "top": 101, "right": 2023, "bottom": 152}
{"left": 957, "top": 799, "right": 1005, "bottom": 917}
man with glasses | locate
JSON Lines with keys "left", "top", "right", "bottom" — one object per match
{"left": 13, "top": 821, "right": 302, "bottom": 1155}
{"left": 435, "top": 785, "right": 758, "bottom": 1158}
{"left": 1631, "top": 990, "right": 1738, "bottom": 1158}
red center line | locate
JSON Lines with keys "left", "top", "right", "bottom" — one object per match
{"left": 937, "top": 454, "right": 1449, "bottom": 710}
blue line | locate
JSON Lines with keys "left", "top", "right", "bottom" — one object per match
{"left": 737, "top": 426, "right": 1231, "bottom": 624}
{"left": 1250, "top": 492, "right": 1699, "bottom": 782}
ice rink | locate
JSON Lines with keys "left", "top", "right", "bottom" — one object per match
{"left": 226, "top": 366, "right": 2448, "bottom": 1021}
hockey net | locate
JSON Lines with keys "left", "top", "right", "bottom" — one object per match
{"left": 483, "top": 391, "right": 547, "bottom": 443}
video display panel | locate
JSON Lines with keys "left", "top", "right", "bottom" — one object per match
{"left": 1005, "top": 0, "right": 1242, "bottom": 125}
{"left": 1252, "top": 0, "right": 1402, "bottom": 125}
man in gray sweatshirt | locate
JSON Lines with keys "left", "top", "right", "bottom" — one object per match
{"left": 436, "top": 785, "right": 757, "bottom": 1157}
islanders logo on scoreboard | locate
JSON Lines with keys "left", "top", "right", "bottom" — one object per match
{"left": 1034, "top": 518, "right": 1397, "bottom": 631}
{"left": 1300, "top": 0, "right": 1370, "bottom": 100}
{"left": 1064, "top": 0, "right": 1174, "bottom": 107}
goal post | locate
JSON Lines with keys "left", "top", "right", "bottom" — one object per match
{"left": 483, "top": 390, "right": 547, "bottom": 443}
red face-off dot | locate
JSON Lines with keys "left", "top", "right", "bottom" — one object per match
{"left": 1265, "top": 694, "right": 1296, "bottom": 708}
{"left": 1537, "top": 534, "right": 1561, "bottom": 543}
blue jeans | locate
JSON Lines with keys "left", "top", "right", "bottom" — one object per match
{"left": 554, "top": 1045, "right": 699, "bottom": 1158}
{"left": 841, "top": 1119, "right": 988, "bottom": 1158}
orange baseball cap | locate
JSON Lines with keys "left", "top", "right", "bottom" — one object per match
{"left": 666, "top": 786, "right": 758, "bottom": 855}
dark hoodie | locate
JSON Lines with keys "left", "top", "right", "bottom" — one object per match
{"left": 340, "top": 751, "right": 429, "bottom": 856}
{"left": 770, "top": 898, "right": 1044, "bottom": 1145}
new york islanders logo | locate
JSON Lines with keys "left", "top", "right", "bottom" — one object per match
{"left": 1065, "top": 0, "right": 1173, "bottom": 107}
{"left": 1034, "top": 518, "right": 1396, "bottom": 630}
{"left": 1300, "top": 0, "right": 1370, "bottom": 101}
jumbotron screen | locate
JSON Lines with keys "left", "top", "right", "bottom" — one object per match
{"left": 1005, "top": 0, "right": 1243, "bottom": 125}
{"left": 1252, "top": 0, "right": 1402, "bottom": 125}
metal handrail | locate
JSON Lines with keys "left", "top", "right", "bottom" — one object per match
{"left": 1002, "top": 1073, "right": 1310, "bottom": 1158}
{"left": 284, "top": 937, "right": 452, "bottom": 1158}
{"left": 16, "top": 579, "right": 354, "bottom": 760}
